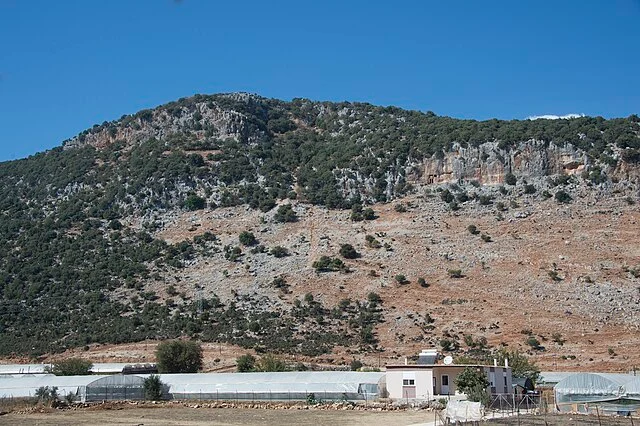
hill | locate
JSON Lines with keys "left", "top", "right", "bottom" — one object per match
{"left": 0, "top": 93, "right": 638, "bottom": 370}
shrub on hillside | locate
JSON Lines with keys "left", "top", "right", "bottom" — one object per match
{"left": 555, "top": 190, "right": 572, "bottom": 204}
{"left": 184, "top": 194, "right": 206, "bottom": 211}
{"left": 239, "top": 231, "right": 258, "bottom": 246}
{"left": 45, "top": 358, "right": 93, "bottom": 376}
{"left": 447, "top": 269, "right": 463, "bottom": 278}
{"left": 156, "top": 340, "right": 203, "bottom": 373}
{"left": 339, "top": 243, "right": 359, "bottom": 259}
{"left": 274, "top": 204, "right": 297, "bottom": 223}
{"left": 312, "top": 256, "right": 347, "bottom": 272}
{"left": 270, "top": 245, "right": 290, "bottom": 258}
{"left": 523, "top": 184, "right": 536, "bottom": 194}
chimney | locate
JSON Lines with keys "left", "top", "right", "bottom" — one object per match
{"left": 505, "top": 358, "right": 509, "bottom": 368}
{"left": 404, "top": 357, "right": 408, "bottom": 366}
{"left": 493, "top": 359, "right": 497, "bottom": 367}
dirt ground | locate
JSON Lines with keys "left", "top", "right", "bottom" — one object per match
{"left": 486, "top": 413, "right": 637, "bottom": 425}
{"left": 3, "top": 408, "right": 637, "bottom": 426}
{"left": 0, "top": 406, "right": 433, "bottom": 426}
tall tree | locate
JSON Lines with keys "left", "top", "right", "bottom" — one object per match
{"left": 155, "top": 340, "right": 203, "bottom": 373}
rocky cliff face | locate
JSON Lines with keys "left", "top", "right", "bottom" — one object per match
{"left": 62, "top": 94, "right": 639, "bottom": 202}
{"left": 63, "top": 93, "right": 268, "bottom": 151}
{"left": 418, "top": 141, "right": 592, "bottom": 185}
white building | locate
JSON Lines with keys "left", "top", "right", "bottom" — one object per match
{"left": 386, "top": 361, "right": 512, "bottom": 400}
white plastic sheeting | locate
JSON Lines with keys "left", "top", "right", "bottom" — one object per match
{"left": 0, "top": 371, "right": 385, "bottom": 402}
{"left": 0, "top": 363, "right": 132, "bottom": 375}
{"left": 446, "top": 400, "right": 483, "bottom": 422}
{"left": 537, "top": 371, "right": 575, "bottom": 387}
{"left": 555, "top": 373, "right": 640, "bottom": 405}
{"left": 85, "top": 375, "right": 148, "bottom": 402}
{"left": 0, "top": 374, "right": 109, "bottom": 398}
{"left": 157, "top": 371, "right": 385, "bottom": 401}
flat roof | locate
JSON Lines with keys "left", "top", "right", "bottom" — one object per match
{"left": 386, "top": 364, "right": 509, "bottom": 369}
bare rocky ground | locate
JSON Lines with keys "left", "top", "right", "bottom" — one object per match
{"left": 0, "top": 402, "right": 433, "bottom": 426}
{"left": 4, "top": 183, "right": 638, "bottom": 372}
{"left": 486, "top": 414, "right": 636, "bottom": 425}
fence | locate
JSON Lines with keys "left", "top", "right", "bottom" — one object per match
{"left": 437, "top": 392, "right": 640, "bottom": 425}
{"left": 84, "top": 385, "right": 146, "bottom": 402}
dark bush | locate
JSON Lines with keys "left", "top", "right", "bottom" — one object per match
{"left": 236, "top": 354, "right": 256, "bottom": 372}
{"left": 312, "top": 256, "right": 346, "bottom": 272}
{"left": 339, "top": 243, "right": 359, "bottom": 259}
{"left": 395, "top": 274, "right": 409, "bottom": 284}
{"left": 274, "top": 204, "right": 297, "bottom": 223}
{"left": 447, "top": 269, "right": 463, "bottom": 278}
{"left": 184, "top": 194, "right": 206, "bottom": 210}
{"left": 555, "top": 190, "right": 572, "bottom": 204}
{"left": 239, "top": 231, "right": 258, "bottom": 246}
{"left": 270, "top": 246, "right": 290, "bottom": 258}
{"left": 523, "top": 184, "right": 536, "bottom": 194}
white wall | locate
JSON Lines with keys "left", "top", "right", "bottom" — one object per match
{"left": 386, "top": 368, "right": 434, "bottom": 400}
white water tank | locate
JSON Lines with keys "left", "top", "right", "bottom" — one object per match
{"left": 417, "top": 349, "right": 438, "bottom": 365}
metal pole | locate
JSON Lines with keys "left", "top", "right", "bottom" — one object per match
{"left": 596, "top": 405, "right": 602, "bottom": 426}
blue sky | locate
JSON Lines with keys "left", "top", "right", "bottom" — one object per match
{"left": 1, "top": 0, "right": 639, "bottom": 162}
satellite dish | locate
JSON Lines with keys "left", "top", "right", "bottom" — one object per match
{"left": 443, "top": 356, "right": 453, "bottom": 365}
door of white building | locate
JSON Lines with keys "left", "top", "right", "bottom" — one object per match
{"left": 441, "top": 374, "right": 450, "bottom": 394}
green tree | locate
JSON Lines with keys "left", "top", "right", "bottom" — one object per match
{"left": 270, "top": 245, "right": 290, "bottom": 258}
{"left": 495, "top": 349, "right": 540, "bottom": 384}
{"left": 156, "top": 340, "right": 203, "bottom": 373}
{"left": 274, "top": 204, "right": 298, "bottom": 223}
{"left": 504, "top": 172, "right": 517, "bottom": 185}
{"left": 555, "top": 190, "right": 572, "bottom": 204}
{"left": 143, "top": 374, "right": 164, "bottom": 400}
{"left": 454, "top": 367, "right": 490, "bottom": 405}
{"left": 339, "top": 243, "right": 359, "bottom": 259}
{"left": 440, "top": 189, "right": 455, "bottom": 203}
{"left": 45, "top": 358, "right": 93, "bottom": 376}
{"left": 184, "top": 194, "right": 206, "bottom": 210}
{"left": 35, "top": 386, "right": 59, "bottom": 406}
{"left": 350, "top": 359, "right": 363, "bottom": 371}
{"left": 526, "top": 335, "right": 541, "bottom": 350}
{"left": 367, "top": 292, "right": 382, "bottom": 305}
{"left": 239, "top": 231, "right": 258, "bottom": 246}
{"left": 447, "top": 269, "right": 463, "bottom": 278}
{"left": 236, "top": 354, "right": 256, "bottom": 372}
{"left": 395, "top": 274, "right": 409, "bottom": 284}
{"left": 312, "top": 256, "right": 346, "bottom": 272}
{"left": 257, "top": 354, "right": 288, "bottom": 372}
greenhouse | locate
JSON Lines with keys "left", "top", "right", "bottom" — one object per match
{"left": 0, "top": 374, "right": 107, "bottom": 399}
{"left": 84, "top": 375, "right": 150, "bottom": 402}
{"left": 158, "top": 371, "right": 385, "bottom": 401}
{"left": 0, "top": 371, "right": 385, "bottom": 403}
{"left": 554, "top": 373, "right": 640, "bottom": 415}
